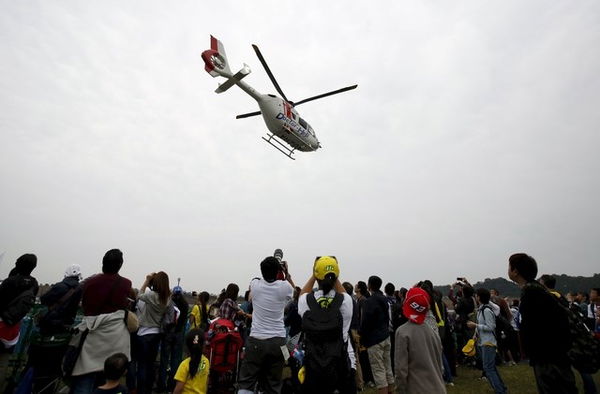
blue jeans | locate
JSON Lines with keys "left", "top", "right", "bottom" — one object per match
{"left": 136, "top": 333, "right": 162, "bottom": 394}
{"left": 70, "top": 372, "right": 101, "bottom": 394}
{"left": 158, "top": 331, "right": 185, "bottom": 391}
{"left": 580, "top": 371, "right": 598, "bottom": 394}
{"left": 442, "top": 353, "right": 453, "bottom": 383}
{"left": 480, "top": 345, "right": 506, "bottom": 394}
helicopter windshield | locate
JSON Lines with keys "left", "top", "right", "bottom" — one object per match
{"left": 298, "top": 118, "right": 315, "bottom": 136}
{"left": 298, "top": 117, "right": 307, "bottom": 129}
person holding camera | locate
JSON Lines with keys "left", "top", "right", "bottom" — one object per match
{"left": 452, "top": 277, "right": 476, "bottom": 363}
{"left": 134, "top": 271, "right": 172, "bottom": 394}
{"left": 237, "top": 256, "right": 295, "bottom": 394}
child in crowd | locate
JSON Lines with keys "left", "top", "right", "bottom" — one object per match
{"left": 173, "top": 329, "right": 210, "bottom": 394}
{"left": 93, "top": 353, "right": 129, "bottom": 394}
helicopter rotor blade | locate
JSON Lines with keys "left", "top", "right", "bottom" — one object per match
{"left": 252, "top": 44, "right": 289, "bottom": 103}
{"left": 292, "top": 84, "right": 358, "bottom": 107}
{"left": 236, "top": 111, "right": 262, "bottom": 119}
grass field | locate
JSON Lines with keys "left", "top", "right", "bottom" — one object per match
{"left": 360, "top": 363, "right": 600, "bottom": 393}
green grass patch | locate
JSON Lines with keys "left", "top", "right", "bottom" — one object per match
{"left": 360, "top": 363, "right": 600, "bottom": 393}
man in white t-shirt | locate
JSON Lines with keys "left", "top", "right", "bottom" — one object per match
{"left": 298, "top": 256, "right": 355, "bottom": 394}
{"left": 237, "top": 256, "right": 294, "bottom": 394}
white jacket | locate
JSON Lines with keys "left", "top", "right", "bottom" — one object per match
{"left": 72, "top": 309, "right": 130, "bottom": 376}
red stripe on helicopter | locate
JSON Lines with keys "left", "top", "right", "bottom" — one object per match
{"left": 284, "top": 101, "right": 292, "bottom": 118}
{"left": 210, "top": 35, "right": 218, "bottom": 51}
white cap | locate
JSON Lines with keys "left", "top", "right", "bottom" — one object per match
{"left": 64, "top": 264, "right": 82, "bottom": 280}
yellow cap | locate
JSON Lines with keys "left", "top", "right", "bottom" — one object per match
{"left": 298, "top": 366, "right": 305, "bottom": 384}
{"left": 313, "top": 256, "right": 340, "bottom": 280}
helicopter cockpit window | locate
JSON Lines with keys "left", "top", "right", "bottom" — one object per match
{"left": 307, "top": 125, "right": 315, "bottom": 136}
{"left": 299, "top": 118, "right": 308, "bottom": 129}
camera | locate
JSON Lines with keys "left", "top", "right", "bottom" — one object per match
{"left": 274, "top": 249, "right": 288, "bottom": 280}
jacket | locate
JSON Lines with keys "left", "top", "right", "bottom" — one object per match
{"left": 395, "top": 321, "right": 445, "bottom": 394}
{"left": 72, "top": 310, "right": 130, "bottom": 376}
{"left": 520, "top": 281, "right": 571, "bottom": 365}
{"left": 476, "top": 304, "right": 497, "bottom": 347}
{"left": 359, "top": 290, "right": 389, "bottom": 348}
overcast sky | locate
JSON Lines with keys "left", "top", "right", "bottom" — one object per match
{"left": 1, "top": 1, "right": 599, "bottom": 293}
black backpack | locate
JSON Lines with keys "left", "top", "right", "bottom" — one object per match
{"left": 160, "top": 301, "right": 178, "bottom": 334}
{"left": 481, "top": 305, "right": 514, "bottom": 340}
{"left": 1, "top": 287, "right": 36, "bottom": 326}
{"left": 558, "top": 298, "right": 600, "bottom": 373}
{"left": 301, "top": 292, "right": 348, "bottom": 391}
{"left": 38, "top": 286, "right": 80, "bottom": 335}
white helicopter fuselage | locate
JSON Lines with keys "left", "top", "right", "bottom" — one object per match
{"left": 222, "top": 76, "right": 320, "bottom": 152}
{"left": 202, "top": 36, "right": 321, "bottom": 157}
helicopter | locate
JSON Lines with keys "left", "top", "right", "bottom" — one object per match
{"left": 201, "top": 35, "right": 357, "bottom": 160}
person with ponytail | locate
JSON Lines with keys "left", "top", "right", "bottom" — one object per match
{"left": 297, "top": 256, "right": 356, "bottom": 393}
{"left": 190, "top": 291, "right": 210, "bottom": 331}
{"left": 173, "top": 329, "right": 210, "bottom": 394}
{"left": 134, "top": 271, "right": 171, "bottom": 394}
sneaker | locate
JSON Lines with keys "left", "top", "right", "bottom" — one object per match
{"left": 508, "top": 361, "right": 517, "bottom": 366}
{"left": 446, "top": 382, "right": 455, "bottom": 386}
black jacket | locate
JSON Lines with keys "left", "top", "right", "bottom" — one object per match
{"left": 0, "top": 274, "right": 39, "bottom": 324}
{"left": 39, "top": 276, "right": 82, "bottom": 334}
{"left": 359, "top": 290, "right": 389, "bottom": 348}
{"left": 520, "top": 281, "right": 571, "bottom": 365}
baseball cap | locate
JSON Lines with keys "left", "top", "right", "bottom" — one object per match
{"left": 173, "top": 286, "right": 183, "bottom": 294}
{"left": 64, "top": 264, "right": 82, "bottom": 280}
{"left": 402, "top": 287, "right": 430, "bottom": 324}
{"left": 313, "top": 256, "right": 340, "bottom": 280}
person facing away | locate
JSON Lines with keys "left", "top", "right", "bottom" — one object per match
{"left": 298, "top": 256, "right": 355, "bottom": 394}
{"left": 237, "top": 256, "right": 294, "bottom": 394}
{"left": 173, "top": 329, "right": 210, "bottom": 394}
{"left": 28, "top": 264, "right": 83, "bottom": 392}
{"left": 508, "top": 253, "right": 577, "bottom": 394}
{"left": 541, "top": 278, "right": 599, "bottom": 394}
{"left": 92, "top": 353, "right": 129, "bottom": 394}
{"left": 190, "top": 291, "right": 210, "bottom": 331}
{"left": 360, "top": 275, "right": 394, "bottom": 394}
{"left": 71, "top": 249, "right": 133, "bottom": 394}
{"left": 39, "top": 264, "right": 83, "bottom": 335}
{"left": 395, "top": 287, "right": 445, "bottom": 394}
{"left": 0, "top": 253, "right": 39, "bottom": 338}
{"left": 467, "top": 288, "right": 507, "bottom": 394}
{"left": 218, "top": 283, "right": 250, "bottom": 323}
{"left": 284, "top": 286, "right": 302, "bottom": 339}
{"left": 134, "top": 271, "right": 171, "bottom": 394}
{"left": 157, "top": 285, "right": 190, "bottom": 393}
{"left": 0, "top": 253, "right": 39, "bottom": 393}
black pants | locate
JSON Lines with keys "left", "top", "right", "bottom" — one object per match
{"left": 237, "top": 336, "right": 286, "bottom": 394}
{"left": 533, "top": 362, "right": 577, "bottom": 394}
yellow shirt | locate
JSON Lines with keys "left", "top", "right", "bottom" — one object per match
{"left": 190, "top": 304, "right": 206, "bottom": 330}
{"left": 174, "top": 356, "right": 210, "bottom": 394}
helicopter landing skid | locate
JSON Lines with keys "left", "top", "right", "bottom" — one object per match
{"left": 262, "top": 133, "right": 295, "bottom": 160}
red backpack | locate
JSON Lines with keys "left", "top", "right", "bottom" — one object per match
{"left": 205, "top": 318, "right": 243, "bottom": 373}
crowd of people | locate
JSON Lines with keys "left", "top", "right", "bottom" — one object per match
{"left": 0, "top": 250, "right": 598, "bottom": 394}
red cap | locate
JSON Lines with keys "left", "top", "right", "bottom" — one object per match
{"left": 402, "top": 287, "right": 431, "bottom": 324}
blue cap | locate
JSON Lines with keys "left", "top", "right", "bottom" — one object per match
{"left": 173, "top": 286, "right": 183, "bottom": 294}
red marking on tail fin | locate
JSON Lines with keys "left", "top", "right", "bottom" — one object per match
{"left": 211, "top": 35, "right": 218, "bottom": 52}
